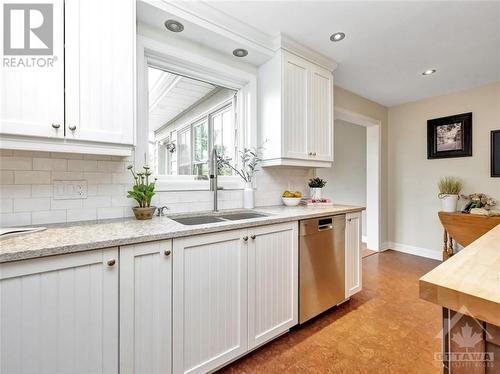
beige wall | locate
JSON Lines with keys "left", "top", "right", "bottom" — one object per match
{"left": 334, "top": 86, "right": 389, "bottom": 244}
{"left": 388, "top": 82, "right": 500, "bottom": 255}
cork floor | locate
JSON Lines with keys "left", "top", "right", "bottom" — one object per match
{"left": 219, "top": 250, "right": 442, "bottom": 374}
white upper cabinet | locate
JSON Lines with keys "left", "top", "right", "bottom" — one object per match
{"left": 65, "top": 0, "right": 135, "bottom": 145}
{"left": 0, "top": 0, "right": 135, "bottom": 155}
{"left": 0, "top": 0, "right": 65, "bottom": 139}
{"left": 259, "top": 49, "right": 335, "bottom": 168}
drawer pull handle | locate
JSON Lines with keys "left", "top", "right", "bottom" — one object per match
{"left": 107, "top": 259, "right": 116, "bottom": 266}
{"left": 164, "top": 250, "right": 171, "bottom": 256}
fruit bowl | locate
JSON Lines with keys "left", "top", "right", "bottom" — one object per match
{"left": 282, "top": 197, "right": 302, "bottom": 206}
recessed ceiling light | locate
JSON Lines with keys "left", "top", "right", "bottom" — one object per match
{"left": 164, "top": 19, "right": 184, "bottom": 33}
{"left": 330, "top": 32, "right": 345, "bottom": 42}
{"left": 232, "top": 48, "right": 248, "bottom": 58}
{"left": 422, "top": 69, "right": 437, "bottom": 76}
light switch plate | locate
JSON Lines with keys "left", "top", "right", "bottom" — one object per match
{"left": 53, "top": 180, "right": 88, "bottom": 200}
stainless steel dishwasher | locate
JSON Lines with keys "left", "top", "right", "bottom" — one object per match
{"left": 299, "top": 214, "right": 346, "bottom": 323}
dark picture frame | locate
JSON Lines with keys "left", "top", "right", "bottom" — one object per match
{"left": 492, "top": 130, "right": 500, "bottom": 177}
{"left": 427, "top": 112, "right": 472, "bottom": 159}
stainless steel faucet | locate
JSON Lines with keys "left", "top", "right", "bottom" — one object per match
{"left": 209, "top": 148, "right": 218, "bottom": 212}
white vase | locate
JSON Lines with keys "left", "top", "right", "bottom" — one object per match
{"left": 441, "top": 194, "right": 459, "bottom": 212}
{"left": 310, "top": 187, "right": 322, "bottom": 200}
{"left": 243, "top": 182, "right": 255, "bottom": 209}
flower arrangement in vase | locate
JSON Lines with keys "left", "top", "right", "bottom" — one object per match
{"left": 126, "top": 165, "right": 157, "bottom": 220}
{"left": 218, "top": 146, "right": 263, "bottom": 209}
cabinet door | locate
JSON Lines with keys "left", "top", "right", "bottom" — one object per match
{"left": 120, "top": 240, "right": 172, "bottom": 374}
{"left": 282, "top": 51, "right": 309, "bottom": 159}
{"left": 308, "top": 64, "right": 333, "bottom": 161}
{"left": 0, "top": 248, "right": 119, "bottom": 373}
{"left": 65, "top": 0, "right": 135, "bottom": 145}
{"left": 0, "top": 0, "right": 64, "bottom": 138}
{"left": 173, "top": 230, "right": 248, "bottom": 374}
{"left": 248, "top": 222, "right": 298, "bottom": 349}
{"left": 345, "top": 212, "right": 362, "bottom": 297}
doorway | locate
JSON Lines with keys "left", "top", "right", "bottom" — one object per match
{"left": 318, "top": 107, "right": 381, "bottom": 251}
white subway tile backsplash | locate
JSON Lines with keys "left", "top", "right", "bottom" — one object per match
{"left": 33, "top": 158, "right": 67, "bottom": 171}
{"left": 0, "top": 157, "right": 33, "bottom": 170}
{"left": 0, "top": 171, "right": 14, "bottom": 185}
{"left": 0, "top": 212, "right": 31, "bottom": 227}
{"left": 31, "top": 185, "right": 53, "bottom": 198}
{"left": 83, "top": 196, "right": 112, "bottom": 208}
{"left": 51, "top": 171, "right": 84, "bottom": 181}
{"left": 84, "top": 172, "right": 112, "bottom": 184}
{"left": 68, "top": 160, "right": 99, "bottom": 172}
{"left": 14, "top": 198, "right": 51, "bottom": 212}
{"left": 1, "top": 199, "right": 13, "bottom": 213}
{"left": 0, "top": 151, "right": 310, "bottom": 226}
{"left": 50, "top": 198, "right": 83, "bottom": 210}
{"left": 32, "top": 210, "right": 67, "bottom": 225}
{"left": 67, "top": 208, "right": 97, "bottom": 222}
{"left": 0, "top": 185, "right": 31, "bottom": 198}
{"left": 97, "top": 160, "right": 124, "bottom": 172}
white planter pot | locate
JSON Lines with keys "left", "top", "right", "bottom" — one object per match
{"left": 441, "top": 194, "right": 459, "bottom": 212}
{"left": 243, "top": 182, "right": 255, "bottom": 209}
{"left": 310, "top": 187, "right": 323, "bottom": 200}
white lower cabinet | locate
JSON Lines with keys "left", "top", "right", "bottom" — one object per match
{"left": 172, "top": 222, "right": 298, "bottom": 373}
{"left": 345, "top": 212, "right": 362, "bottom": 297}
{"left": 0, "top": 248, "right": 119, "bottom": 373}
{"left": 119, "top": 240, "right": 172, "bottom": 374}
{"left": 248, "top": 222, "right": 298, "bottom": 349}
{"left": 172, "top": 229, "right": 248, "bottom": 374}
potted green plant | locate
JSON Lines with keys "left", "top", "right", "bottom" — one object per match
{"left": 127, "top": 165, "right": 157, "bottom": 220}
{"left": 308, "top": 177, "right": 327, "bottom": 200}
{"left": 438, "top": 176, "right": 463, "bottom": 212}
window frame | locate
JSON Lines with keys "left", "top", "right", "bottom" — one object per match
{"left": 137, "top": 35, "right": 257, "bottom": 191}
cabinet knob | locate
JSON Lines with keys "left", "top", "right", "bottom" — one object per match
{"left": 68, "top": 124, "right": 77, "bottom": 131}
{"left": 107, "top": 259, "right": 116, "bottom": 266}
{"left": 250, "top": 235, "right": 256, "bottom": 240}
{"left": 313, "top": 152, "right": 317, "bottom": 156}
{"left": 164, "top": 249, "right": 171, "bottom": 256}
{"left": 51, "top": 123, "right": 61, "bottom": 129}
{"left": 308, "top": 152, "right": 313, "bottom": 156}
{"left": 243, "top": 236, "right": 249, "bottom": 242}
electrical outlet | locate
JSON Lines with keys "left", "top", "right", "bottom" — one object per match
{"left": 53, "top": 180, "right": 88, "bottom": 200}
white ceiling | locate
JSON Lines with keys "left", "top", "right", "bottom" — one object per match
{"left": 148, "top": 67, "right": 217, "bottom": 131}
{"left": 202, "top": 1, "right": 500, "bottom": 106}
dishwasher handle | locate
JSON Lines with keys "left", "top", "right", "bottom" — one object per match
{"left": 318, "top": 224, "right": 333, "bottom": 231}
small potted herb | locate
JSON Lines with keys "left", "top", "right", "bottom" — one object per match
{"left": 308, "top": 177, "right": 327, "bottom": 200}
{"left": 127, "top": 165, "right": 157, "bottom": 220}
{"left": 438, "top": 176, "right": 463, "bottom": 212}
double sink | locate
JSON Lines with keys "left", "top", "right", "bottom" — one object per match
{"left": 170, "top": 210, "right": 269, "bottom": 226}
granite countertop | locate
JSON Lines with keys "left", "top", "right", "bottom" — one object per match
{"left": 0, "top": 205, "right": 364, "bottom": 263}
{"left": 419, "top": 224, "right": 500, "bottom": 326}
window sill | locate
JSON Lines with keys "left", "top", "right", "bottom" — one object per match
{"left": 155, "top": 176, "right": 245, "bottom": 191}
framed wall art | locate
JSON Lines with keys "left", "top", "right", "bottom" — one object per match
{"left": 427, "top": 112, "right": 472, "bottom": 159}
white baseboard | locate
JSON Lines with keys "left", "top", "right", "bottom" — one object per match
{"left": 384, "top": 241, "right": 441, "bottom": 260}
{"left": 361, "top": 235, "right": 367, "bottom": 243}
